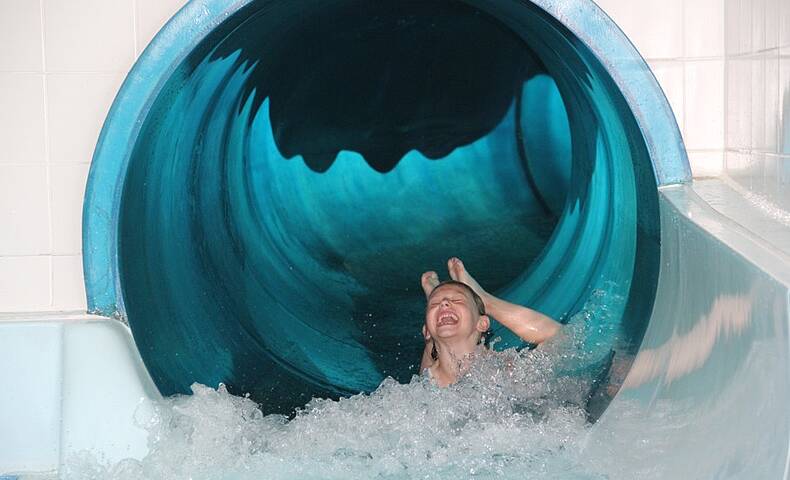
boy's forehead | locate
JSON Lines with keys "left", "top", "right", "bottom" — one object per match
{"left": 429, "top": 283, "right": 470, "bottom": 299}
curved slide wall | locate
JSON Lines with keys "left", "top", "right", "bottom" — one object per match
{"left": 585, "top": 184, "right": 790, "bottom": 478}
{"left": 83, "top": 0, "right": 687, "bottom": 414}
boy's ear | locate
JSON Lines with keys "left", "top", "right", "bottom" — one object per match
{"left": 476, "top": 314, "right": 490, "bottom": 333}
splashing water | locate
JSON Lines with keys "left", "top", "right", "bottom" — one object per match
{"left": 63, "top": 293, "right": 624, "bottom": 480}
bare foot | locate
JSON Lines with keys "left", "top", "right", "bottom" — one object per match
{"left": 447, "top": 257, "right": 489, "bottom": 303}
{"left": 420, "top": 271, "right": 440, "bottom": 298}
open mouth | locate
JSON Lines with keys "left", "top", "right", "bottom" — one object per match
{"left": 437, "top": 312, "right": 459, "bottom": 327}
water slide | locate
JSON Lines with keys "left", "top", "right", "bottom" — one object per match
{"left": 2, "top": 0, "right": 789, "bottom": 477}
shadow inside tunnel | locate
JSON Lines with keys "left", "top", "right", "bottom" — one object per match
{"left": 209, "top": 0, "right": 543, "bottom": 173}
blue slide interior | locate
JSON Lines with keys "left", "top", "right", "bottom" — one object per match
{"left": 109, "top": 0, "right": 661, "bottom": 414}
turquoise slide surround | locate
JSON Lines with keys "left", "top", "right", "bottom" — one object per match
{"left": 83, "top": 0, "right": 690, "bottom": 414}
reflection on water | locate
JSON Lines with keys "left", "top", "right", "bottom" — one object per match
{"left": 624, "top": 291, "right": 754, "bottom": 388}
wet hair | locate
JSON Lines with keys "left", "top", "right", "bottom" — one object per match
{"left": 428, "top": 280, "right": 486, "bottom": 316}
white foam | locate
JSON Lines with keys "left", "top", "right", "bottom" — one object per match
{"left": 63, "top": 292, "right": 624, "bottom": 480}
{"left": 62, "top": 350, "right": 609, "bottom": 478}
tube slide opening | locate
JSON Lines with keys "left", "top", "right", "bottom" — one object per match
{"left": 84, "top": 0, "right": 690, "bottom": 414}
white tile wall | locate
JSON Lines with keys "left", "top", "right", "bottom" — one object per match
{"left": 598, "top": 0, "right": 725, "bottom": 177}
{"left": 725, "top": 0, "right": 739, "bottom": 55}
{"left": 751, "top": 0, "right": 766, "bottom": 53}
{"left": 0, "top": 0, "right": 180, "bottom": 312}
{"left": 781, "top": 0, "right": 790, "bottom": 48}
{"left": 727, "top": 57, "right": 751, "bottom": 150}
{"left": 43, "top": 0, "right": 135, "bottom": 73}
{"left": 688, "top": 151, "right": 724, "bottom": 178}
{"left": 738, "top": 0, "right": 753, "bottom": 54}
{"left": 594, "top": 0, "right": 685, "bottom": 60}
{"left": 0, "top": 74, "right": 47, "bottom": 164}
{"left": 47, "top": 73, "right": 125, "bottom": 164}
{"left": 53, "top": 255, "right": 87, "bottom": 310}
{"left": 648, "top": 61, "right": 685, "bottom": 133}
{"left": 135, "top": 0, "right": 189, "bottom": 56}
{"left": 0, "top": 257, "right": 51, "bottom": 310}
{"left": 685, "top": 60, "right": 725, "bottom": 150}
{"left": 765, "top": 0, "right": 780, "bottom": 50}
{"left": 0, "top": 165, "right": 50, "bottom": 256}
{"left": 781, "top": 48, "right": 790, "bottom": 155}
{"left": 766, "top": 53, "right": 780, "bottom": 152}
{"left": 50, "top": 164, "right": 91, "bottom": 255}
{"left": 0, "top": 0, "right": 43, "bottom": 72}
{"left": 724, "top": 1, "right": 790, "bottom": 210}
{"left": 685, "top": 0, "right": 725, "bottom": 58}
{"left": 750, "top": 57, "right": 767, "bottom": 152}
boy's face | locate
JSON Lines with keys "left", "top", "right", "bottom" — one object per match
{"left": 425, "top": 284, "right": 489, "bottom": 342}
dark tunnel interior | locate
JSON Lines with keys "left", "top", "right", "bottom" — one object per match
{"left": 107, "top": 0, "right": 661, "bottom": 414}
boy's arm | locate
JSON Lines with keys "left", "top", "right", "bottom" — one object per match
{"left": 485, "top": 295, "right": 561, "bottom": 345}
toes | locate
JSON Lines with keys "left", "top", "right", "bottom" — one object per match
{"left": 421, "top": 271, "right": 439, "bottom": 295}
{"left": 422, "top": 270, "right": 439, "bottom": 284}
{"left": 447, "top": 257, "right": 463, "bottom": 280}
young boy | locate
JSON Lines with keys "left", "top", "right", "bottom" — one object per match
{"left": 420, "top": 257, "right": 561, "bottom": 386}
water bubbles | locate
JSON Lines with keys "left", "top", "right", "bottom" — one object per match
{"left": 64, "top": 292, "right": 628, "bottom": 480}
{"left": 64, "top": 340, "right": 606, "bottom": 479}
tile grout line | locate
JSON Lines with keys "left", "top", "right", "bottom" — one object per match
{"left": 0, "top": 254, "right": 84, "bottom": 259}
{"left": 646, "top": 55, "right": 727, "bottom": 64}
{"left": 0, "top": 69, "right": 141, "bottom": 74}
{"left": 680, "top": 0, "right": 688, "bottom": 152}
{"left": 687, "top": 147, "right": 733, "bottom": 153}
{"left": 723, "top": 0, "right": 730, "bottom": 171}
{"left": 39, "top": 0, "right": 55, "bottom": 309}
{"left": 0, "top": 161, "right": 90, "bottom": 167}
{"left": 775, "top": 35, "right": 782, "bottom": 153}
{"left": 680, "top": 0, "right": 687, "bottom": 61}
{"left": 0, "top": 70, "right": 131, "bottom": 74}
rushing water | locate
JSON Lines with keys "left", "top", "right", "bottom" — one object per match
{"left": 65, "top": 364, "right": 594, "bottom": 479}
{"left": 63, "top": 293, "right": 624, "bottom": 480}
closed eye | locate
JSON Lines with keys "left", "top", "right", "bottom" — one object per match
{"left": 428, "top": 296, "right": 465, "bottom": 307}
